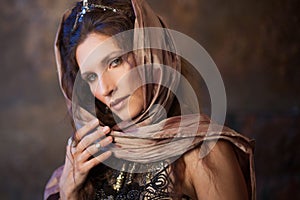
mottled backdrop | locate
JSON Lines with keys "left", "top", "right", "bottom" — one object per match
{"left": 0, "top": 0, "right": 299, "bottom": 199}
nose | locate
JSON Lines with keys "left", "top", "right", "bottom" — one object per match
{"left": 94, "top": 71, "right": 115, "bottom": 99}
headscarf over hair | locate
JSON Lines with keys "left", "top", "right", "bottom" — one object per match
{"left": 50, "top": 0, "right": 255, "bottom": 199}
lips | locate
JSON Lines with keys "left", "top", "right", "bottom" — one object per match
{"left": 110, "top": 95, "right": 130, "bottom": 111}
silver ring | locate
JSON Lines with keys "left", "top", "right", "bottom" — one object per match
{"left": 95, "top": 143, "right": 101, "bottom": 150}
{"left": 67, "top": 137, "right": 76, "bottom": 147}
{"left": 67, "top": 137, "right": 72, "bottom": 146}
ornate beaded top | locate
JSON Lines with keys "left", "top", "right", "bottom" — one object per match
{"left": 92, "top": 159, "right": 191, "bottom": 200}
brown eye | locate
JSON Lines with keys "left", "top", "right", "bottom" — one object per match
{"left": 109, "top": 57, "right": 122, "bottom": 68}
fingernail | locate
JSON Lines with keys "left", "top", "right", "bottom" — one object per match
{"left": 107, "top": 136, "right": 113, "bottom": 142}
{"left": 103, "top": 126, "right": 110, "bottom": 132}
{"left": 91, "top": 119, "right": 98, "bottom": 125}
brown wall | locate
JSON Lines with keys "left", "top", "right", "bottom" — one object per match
{"left": 0, "top": 0, "right": 299, "bottom": 199}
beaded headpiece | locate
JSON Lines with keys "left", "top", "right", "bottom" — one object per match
{"left": 72, "top": 0, "right": 122, "bottom": 32}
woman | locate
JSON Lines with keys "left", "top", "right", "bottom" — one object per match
{"left": 44, "top": 0, "right": 255, "bottom": 199}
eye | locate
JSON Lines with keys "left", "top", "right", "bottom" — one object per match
{"left": 109, "top": 57, "right": 123, "bottom": 69}
{"left": 85, "top": 73, "right": 97, "bottom": 83}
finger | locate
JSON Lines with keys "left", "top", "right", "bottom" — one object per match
{"left": 83, "top": 151, "right": 112, "bottom": 170}
{"left": 75, "top": 118, "right": 100, "bottom": 141}
{"left": 78, "top": 136, "right": 113, "bottom": 162}
{"left": 76, "top": 126, "right": 110, "bottom": 152}
{"left": 65, "top": 143, "right": 76, "bottom": 168}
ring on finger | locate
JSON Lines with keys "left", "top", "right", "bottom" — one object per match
{"left": 95, "top": 143, "right": 102, "bottom": 150}
{"left": 67, "top": 137, "right": 76, "bottom": 147}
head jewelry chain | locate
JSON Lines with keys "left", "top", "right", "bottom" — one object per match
{"left": 72, "top": 0, "right": 122, "bottom": 32}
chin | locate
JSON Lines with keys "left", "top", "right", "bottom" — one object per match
{"left": 115, "top": 106, "right": 143, "bottom": 121}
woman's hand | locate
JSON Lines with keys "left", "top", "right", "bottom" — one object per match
{"left": 59, "top": 119, "right": 112, "bottom": 200}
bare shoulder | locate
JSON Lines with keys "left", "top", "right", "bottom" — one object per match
{"left": 183, "top": 140, "right": 236, "bottom": 166}
{"left": 181, "top": 140, "right": 249, "bottom": 200}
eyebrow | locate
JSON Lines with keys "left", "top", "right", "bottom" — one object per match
{"left": 80, "top": 49, "right": 125, "bottom": 76}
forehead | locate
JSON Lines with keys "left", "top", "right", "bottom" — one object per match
{"left": 76, "top": 32, "right": 120, "bottom": 69}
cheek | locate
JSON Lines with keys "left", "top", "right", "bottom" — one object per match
{"left": 89, "top": 83, "right": 97, "bottom": 96}
{"left": 129, "top": 87, "right": 144, "bottom": 108}
{"left": 89, "top": 84, "right": 107, "bottom": 105}
{"left": 94, "top": 92, "right": 104, "bottom": 103}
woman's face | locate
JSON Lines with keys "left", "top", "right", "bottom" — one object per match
{"left": 76, "top": 32, "right": 144, "bottom": 121}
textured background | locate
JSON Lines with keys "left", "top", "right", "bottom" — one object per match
{"left": 0, "top": 0, "right": 299, "bottom": 199}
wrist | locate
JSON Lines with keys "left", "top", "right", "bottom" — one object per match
{"left": 59, "top": 191, "right": 77, "bottom": 200}
{"left": 59, "top": 184, "right": 78, "bottom": 200}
